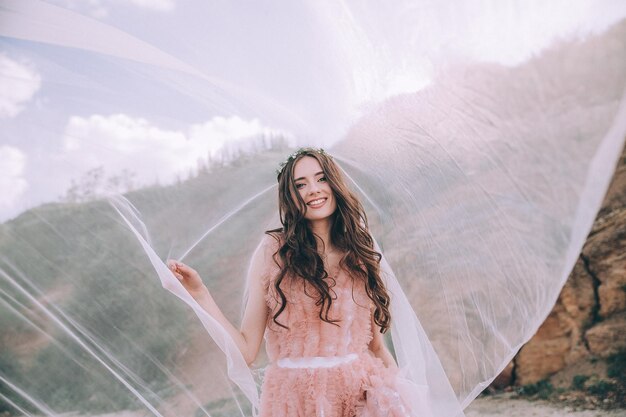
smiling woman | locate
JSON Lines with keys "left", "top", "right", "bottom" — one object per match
{"left": 1, "top": 1, "right": 626, "bottom": 417}
{"left": 167, "top": 147, "right": 443, "bottom": 416}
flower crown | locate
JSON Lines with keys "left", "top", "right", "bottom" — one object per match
{"left": 275, "top": 147, "right": 332, "bottom": 178}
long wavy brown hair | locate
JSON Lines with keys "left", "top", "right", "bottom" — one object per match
{"left": 265, "top": 147, "right": 392, "bottom": 334}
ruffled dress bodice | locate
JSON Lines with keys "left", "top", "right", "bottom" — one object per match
{"left": 263, "top": 263, "right": 374, "bottom": 361}
{"left": 256, "top": 235, "right": 414, "bottom": 417}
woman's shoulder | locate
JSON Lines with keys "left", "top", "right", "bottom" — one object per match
{"left": 253, "top": 231, "right": 284, "bottom": 295}
{"left": 262, "top": 230, "right": 284, "bottom": 249}
{"left": 258, "top": 230, "right": 284, "bottom": 269}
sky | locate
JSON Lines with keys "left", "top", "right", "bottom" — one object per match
{"left": 1, "top": 0, "right": 625, "bottom": 222}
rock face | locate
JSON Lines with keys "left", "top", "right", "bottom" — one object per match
{"left": 507, "top": 142, "right": 626, "bottom": 386}
{"left": 585, "top": 314, "right": 626, "bottom": 356}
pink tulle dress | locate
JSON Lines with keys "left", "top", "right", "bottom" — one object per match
{"left": 258, "top": 237, "right": 413, "bottom": 417}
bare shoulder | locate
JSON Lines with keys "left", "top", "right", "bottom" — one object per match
{"left": 263, "top": 230, "right": 286, "bottom": 270}
{"left": 247, "top": 233, "right": 280, "bottom": 286}
{"left": 263, "top": 230, "right": 284, "bottom": 250}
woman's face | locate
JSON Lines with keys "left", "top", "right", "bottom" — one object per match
{"left": 292, "top": 156, "right": 337, "bottom": 222}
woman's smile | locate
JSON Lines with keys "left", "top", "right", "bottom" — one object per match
{"left": 307, "top": 197, "right": 327, "bottom": 208}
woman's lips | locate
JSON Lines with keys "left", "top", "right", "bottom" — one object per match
{"left": 307, "top": 198, "right": 327, "bottom": 208}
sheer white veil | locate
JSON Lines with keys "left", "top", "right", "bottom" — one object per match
{"left": 1, "top": 1, "right": 626, "bottom": 416}
{"left": 109, "top": 189, "right": 469, "bottom": 417}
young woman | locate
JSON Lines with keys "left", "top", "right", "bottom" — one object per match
{"left": 167, "top": 147, "right": 412, "bottom": 416}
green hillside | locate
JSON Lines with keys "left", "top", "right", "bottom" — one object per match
{"left": 0, "top": 146, "right": 291, "bottom": 413}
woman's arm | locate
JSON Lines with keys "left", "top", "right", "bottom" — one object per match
{"left": 368, "top": 309, "right": 399, "bottom": 371}
{"left": 168, "top": 237, "right": 271, "bottom": 366}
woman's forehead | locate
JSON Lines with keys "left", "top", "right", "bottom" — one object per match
{"left": 293, "top": 156, "right": 322, "bottom": 177}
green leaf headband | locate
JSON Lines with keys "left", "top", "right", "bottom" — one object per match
{"left": 275, "top": 147, "right": 331, "bottom": 179}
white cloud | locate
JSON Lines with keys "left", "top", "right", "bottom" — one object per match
{"left": 0, "top": 146, "right": 28, "bottom": 210}
{"left": 64, "top": 114, "right": 189, "bottom": 186}
{"left": 0, "top": 54, "right": 42, "bottom": 119}
{"left": 188, "top": 116, "right": 288, "bottom": 158}
{"left": 62, "top": 113, "right": 290, "bottom": 188}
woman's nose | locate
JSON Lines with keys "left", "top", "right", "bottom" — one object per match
{"left": 308, "top": 182, "right": 320, "bottom": 193}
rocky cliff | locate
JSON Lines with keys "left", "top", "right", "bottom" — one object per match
{"left": 496, "top": 141, "right": 626, "bottom": 388}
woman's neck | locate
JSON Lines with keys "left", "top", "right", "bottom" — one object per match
{"left": 308, "top": 217, "right": 334, "bottom": 254}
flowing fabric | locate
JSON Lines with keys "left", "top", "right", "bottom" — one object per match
{"left": 1, "top": 1, "right": 626, "bottom": 416}
{"left": 108, "top": 201, "right": 465, "bottom": 417}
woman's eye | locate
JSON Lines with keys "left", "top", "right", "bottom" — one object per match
{"left": 295, "top": 177, "right": 325, "bottom": 189}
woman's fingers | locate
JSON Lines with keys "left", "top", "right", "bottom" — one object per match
{"left": 176, "top": 263, "right": 196, "bottom": 276}
{"left": 166, "top": 259, "right": 194, "bottom": 280}
{"left": 167, "top": 260, "right": 182, "bottom": 278}
{"left": 167, "top": 259, "right": 183, "bottom": 270}
{"left": 165, "top": 260, "right": 204, "bottom": 293}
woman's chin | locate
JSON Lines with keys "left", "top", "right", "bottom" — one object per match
{"left": 305, "top": 212, "right": 333, "bottom": 222}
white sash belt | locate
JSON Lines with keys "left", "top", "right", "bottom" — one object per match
{"left": 276, "top": 353, "right": 358, "bottom": 369}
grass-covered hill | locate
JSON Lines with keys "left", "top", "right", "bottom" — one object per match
{"left": 0, "top": 146, "right": 292, "bottom": 414}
